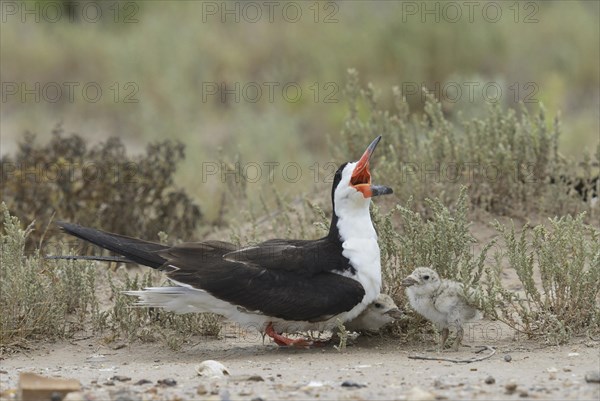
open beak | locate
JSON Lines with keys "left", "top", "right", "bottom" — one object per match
{"left": 401, "top": 276, "right": 418, "bottom": 287}
{"left": 385, "top": 308, "right": 403, "bottom": 319}
{"left": 350, "top": 136, "right": 393, "bottom": 198}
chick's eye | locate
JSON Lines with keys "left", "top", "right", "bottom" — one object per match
{"left": 423, "top": 275, "right": 430, "bottom": 280}
{"left": 374, "top": 303, "right": 382, "bottom": 308}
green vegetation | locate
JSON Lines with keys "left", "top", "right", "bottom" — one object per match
{"left": 0, "top": 128, "right": 202, "bottom": 251}
{"left": 337, "top": 70, "right": 599, "bottom": 219}
{"left": 98, "top": 268, "right": 222, "bottom": 351}
{"left": 491, "top": 215, "right": 600, "bottom": 344}
{"left": 2, "top": 1, "right": 598, "bottom": 221}
{"left": 0, "top": 203, "right": 219, "bottom": 352}
{"left": 0, "top": 203, "right": 99, "bottom": 350}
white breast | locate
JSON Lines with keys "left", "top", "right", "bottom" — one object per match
{"left": 334, "top": 205, "right": 382, "bottom": 321}
{"left": 406, "top": 289, "right": 448, "bottom": 327}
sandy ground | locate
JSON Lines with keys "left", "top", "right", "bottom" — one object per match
{"left": 1, "top": 326, "right": 599, "bottom": 401}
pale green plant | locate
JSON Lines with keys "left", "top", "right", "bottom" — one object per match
{"left": 491, "top": 214, "right": 600, "bottom": 344}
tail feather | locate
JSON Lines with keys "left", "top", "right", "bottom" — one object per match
{"left": 124, "top": 287, "right": 225, "bottom": 315}
{"left": 45, "top": 255, "right": 134, "bottom": 263}
{"left": 57, "top": 221, "right": 168, "bottom": 268}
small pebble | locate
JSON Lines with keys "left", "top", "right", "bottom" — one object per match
{"left": 505, "top": 382, "right": 517, "bottom": 394}
{"left": 63, "top": 392, "right": 85, "bottom": 401}
{"left": 111, "top": 388, "right": 142, "bottom": 401}
{"left": 157, "top": 378, "right": 177, "bottom": 387}
{"left": 220, "top": 389, "right": 231, "bottom": 401}
{"left": 585, "top": 371, "right": 600, "bottom": 383}
{"left": 341, "top": 380, "right": 367, "bottom": 389}
{"left": 519, "top": 390, "right": 529, "bottom": 397}
{"left": 563, "top": 367, "right": 572, "bottom": 372}
{"left": 50, "top": 392, "right": 63, "bottom": 401}
{"left": 196, "top": 360, "right": 230, "bottom": 378}
{"left": 196, "top": 385, "right": 208, "bottom": 395}
{"left": 134, "top": 379, "right": 152, "bottom": 385}
{"left": 504, "top": 355, "right": 512, "bottom": 362}
{"left": 103, "top": 381, "right": 115, "bottom": 386}
{"left": 110, "top": 375, "right": 131, "bottom": 382}
{"left": 250, "top": 398, "right": 265, "bottom": 401}
{"left": 246, "top": 375, "right": 264, "bottom": 382}
{"left": 406, "top": 386, "right": 436, "bottom": 401}
{"left": 484, "top": 376, "right": 495, "bottom": 385}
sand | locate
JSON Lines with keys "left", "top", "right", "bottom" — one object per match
{"left": 1, "top": 327, "right": 599, "bottom": 400}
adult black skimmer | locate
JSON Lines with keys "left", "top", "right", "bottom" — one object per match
{"left": 55, "top": 136, "right": 393, "bottom": 346}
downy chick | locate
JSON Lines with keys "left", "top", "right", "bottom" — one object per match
{"left": 402, "top": 267, "right": 482, "bottom": 351}
{"left": 344, "top": 293, "right": 403, "bottom": 332}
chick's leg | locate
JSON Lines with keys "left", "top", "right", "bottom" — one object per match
{"left": 439, "top": 327, "right": 450, "bottom": 351}
{"left": 453, "top": 325, "right": 464, "bottom": 351}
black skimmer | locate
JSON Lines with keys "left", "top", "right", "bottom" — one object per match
{"left": 55, "top": 136, "right": 393, "bottom": 346}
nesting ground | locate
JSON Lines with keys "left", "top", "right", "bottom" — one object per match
{"left": 1, "top": 329, "right": 599, "bottom": 400}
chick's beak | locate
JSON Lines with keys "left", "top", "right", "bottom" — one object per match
{"left": 350, "top": 136, "right": 393, "bottom": 198}
{"left": 401, "top": 276, "right": 418, "bottom": 287}
{"left": 385, "top": 308, "right": 403, "bottom": 319}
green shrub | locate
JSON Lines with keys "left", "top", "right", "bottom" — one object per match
{"left": 97, "top": 269, "right": 222, "bottom": 351}
{"left": 0, "top": 203, "right": 99, "bottom": 351}
{"left": 333, "top": 70, "right": 599, "bottom": 219}
{"left": 0, "top": 126, "right": 202, "bottom": 252}
{"left": 373, "top": 189, "right": 496, "bottom": 340}
{"left": 376, "top": 189, "right": 490, "bottom": 296}
{"left": 0, "top": 205, "right": 221, "bottom": 351}
{"left": 491, "top": 214, "right": 600, "bottom": 344}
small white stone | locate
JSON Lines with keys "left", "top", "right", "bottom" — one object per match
{"left": 406, "top": 386, "right": 436, "bottom": 401}
{"left": 196, "top": 360, "right": 230, "bottom": 378}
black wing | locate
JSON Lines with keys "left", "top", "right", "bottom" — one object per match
{"left": 222, "top": 238, "right": 351, "bottom": 276}
{"left": 58, "top": 223, "right": 365, "bottom": 321}
{"left": 161, "top": 242, "right": 365, "bottom": 322}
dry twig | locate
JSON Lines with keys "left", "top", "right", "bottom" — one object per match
{"left": 408, "top": 345, "right": 496, "bottom": 363}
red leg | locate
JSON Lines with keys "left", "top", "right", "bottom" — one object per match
{"left": 264, "top": 323, "right": 314, "bottom": 347}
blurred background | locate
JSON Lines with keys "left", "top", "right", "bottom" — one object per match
{"left": 1, "top": 0, "right": 599, "bottom": 223}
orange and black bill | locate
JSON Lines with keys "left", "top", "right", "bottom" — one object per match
{"left": 351, "top": 136, "right": 393, "bottom": 198}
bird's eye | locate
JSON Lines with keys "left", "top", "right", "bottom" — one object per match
{"left": 423, "top": 275, "right": 430, "bottom": 280}
{"left": 374, "top": 303, "right": 382, "bottom": 308}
